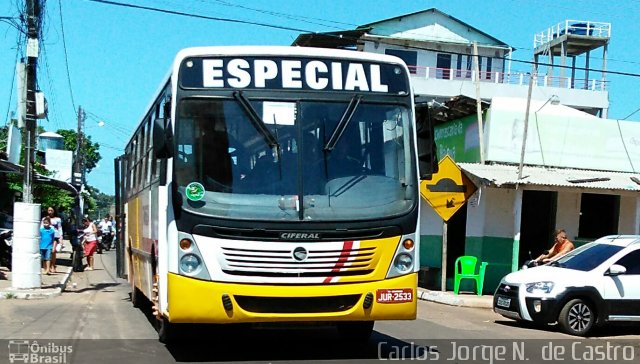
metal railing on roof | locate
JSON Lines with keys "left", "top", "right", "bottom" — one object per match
{"left": 407, "top": 66, "right": 608, "bottom": 91}
{"left": 534, "top": 20, "right": 611, "bottom": 48}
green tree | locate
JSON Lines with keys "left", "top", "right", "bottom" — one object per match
{"left": 86, "top": 187, "right": 114, "bottom": 219}
{"left": 56, "top": 129, "right": 102, "bottom": 173}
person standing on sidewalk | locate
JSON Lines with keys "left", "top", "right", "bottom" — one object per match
{"left": 81, "top": 217, "right": 99, "bottom": 271}
{"left": 42, "top": 207, "right": 63, "bottom": 273}
{"left": 40, "top": 217, "right": 55, "bottom": 275}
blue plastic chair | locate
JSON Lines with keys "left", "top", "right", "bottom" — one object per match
{"left": 453, "top": 256, "right": 488, "bottom": 296}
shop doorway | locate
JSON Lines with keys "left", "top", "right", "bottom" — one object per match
{"left": 578, "top": 193, "right": 619, "bottom": 240}
{"left": 519, "top": 190, "right": 557, "bottom": 265}
{"left": 445, "top": 203, "right": 468, "bottom": 280}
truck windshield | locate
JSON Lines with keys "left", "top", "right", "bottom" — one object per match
{"left": 174, "top": 97, "right": 415, "bottom": 222}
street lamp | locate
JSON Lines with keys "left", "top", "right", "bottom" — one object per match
{"left": 518, "top": 95, "right": 560, "bottom": 179}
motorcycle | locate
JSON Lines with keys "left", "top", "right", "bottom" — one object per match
{"left": 521, "top": 250, "right": 548, "bottom": 270}
{"left": 97, "top": 231, "right": 113, "bottom": 254}
{"left": 0, "top": 229, "right": 13, "bottom": 271}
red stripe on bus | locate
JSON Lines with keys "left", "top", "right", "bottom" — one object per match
{"left": 323, "top": 240, "right": 354, "bottom": 284}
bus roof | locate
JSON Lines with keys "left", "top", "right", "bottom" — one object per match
{"left": 173, "top": 46, "right": 409, "bottom": 68}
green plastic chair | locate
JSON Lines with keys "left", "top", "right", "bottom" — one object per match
{"left": 453, "top": 256, "right": 488, "bottom": 296}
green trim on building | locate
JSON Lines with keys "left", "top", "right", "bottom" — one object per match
{"left": 420, "top": 234, "right": 515, "bottom": 294}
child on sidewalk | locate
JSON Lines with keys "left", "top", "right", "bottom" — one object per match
{"left": 40, "top": 217, "right": 56, "bottom": 275}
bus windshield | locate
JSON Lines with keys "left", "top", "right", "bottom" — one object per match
{"left": 174, "top": 97, "right": 415, "bottom": 222}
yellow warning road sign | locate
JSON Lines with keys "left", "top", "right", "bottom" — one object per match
{"left": 420, "top": 155, "right": 477, "bottom": 221}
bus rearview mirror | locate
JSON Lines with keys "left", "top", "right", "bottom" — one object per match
{"left": 153, "top": 118, "right": 174, "bottom": 159}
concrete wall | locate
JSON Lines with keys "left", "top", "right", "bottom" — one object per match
{"left": 556, "top": 190, "right": 581, "bottom": 240}
{"left": 619, "top": 196, "right": 640, "bottom": 235}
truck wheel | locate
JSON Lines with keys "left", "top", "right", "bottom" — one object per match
{"left": 558, "top": 298, "right": 594, "bottom": 336}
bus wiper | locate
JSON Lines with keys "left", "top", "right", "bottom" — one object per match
{"left": 324, "top": 94, "right": 362, "bottom": 152}
{"left": 233, "top": 91, "right": 280, "bottom": 158}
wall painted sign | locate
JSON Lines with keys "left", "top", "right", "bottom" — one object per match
{"left": 434, "top": 114, "right": 481, "bottom": 163}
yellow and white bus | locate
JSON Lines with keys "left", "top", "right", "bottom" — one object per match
{"left": 115, "top": 46, "right": 434, "bottom": 342}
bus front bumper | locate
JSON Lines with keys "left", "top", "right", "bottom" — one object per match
{"left": 167, "top": 272, "right": 417, "bottom": 323}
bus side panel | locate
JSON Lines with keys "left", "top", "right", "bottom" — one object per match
{"left": 157, "top": 183, "right": 170, "bottom": 316}
{"left": 128, "top": 192, "right": 154, "bottom": 301}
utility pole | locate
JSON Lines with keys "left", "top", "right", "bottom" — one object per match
{"left": 22, "top": 0, "right": 41, "bottom": 203}
{"left": 73, "top": 106, "right": 86, "bottom": 218}
{"left": 12, "top": 0, "right": 42, "bottom": 289}
{"left": 472, "top": 42, "right": 485, "bottom": 164}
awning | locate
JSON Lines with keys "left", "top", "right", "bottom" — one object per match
{"left": 0, "top": 159, "right": 22, "bottom": 173}
{"left": 0, "top": 159, "right": 78, "bottom": 195}
{"left": 459, "top": 163, "right": 640, "bottom": 193}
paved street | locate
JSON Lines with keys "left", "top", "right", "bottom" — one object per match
{"left": 1, "top": 250, "right": 639, "bottom": 363}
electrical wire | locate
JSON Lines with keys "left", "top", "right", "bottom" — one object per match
{"left": 82, "top": 0, "right": 640, "bottom": 79}
{"left": 57, "top": 0, "right": 76, "bottom": 116}
{"left": 3, "top": 30, "right": 23, "bottom": 125}
{"left": 85, "top": 0, "right": 312, "bottom": 33}
{"left": 204, "top": 0, "right": 357, "bottom": 29}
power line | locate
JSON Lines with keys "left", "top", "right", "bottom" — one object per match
{"left": 84, "top": 0, "right": 640, "bottom": 79}
{"left": 57, "top": 0, "right": 76, "bottom": 116}
{"left": 622, "top": 106, "right": 640, "bottom": 120}
{"left": 203, "top": 0, "right": 357, "bottom": 30}
{"left": 3, "top": 29, "right": 23, "bottom": 125}
{"left": 85, "top": 0, "right": 313, "bottom": 33}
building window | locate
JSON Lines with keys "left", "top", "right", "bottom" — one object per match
{"left": 385, "top": 49, "right": 417, "bottom": 74}
{"left": 486, "top": 58, "right": 493, "bottom": 80}
{"left": 456, "top": 54, "right": 463, "bottom": 78}
{"left": 466, "top": 56, "right": 472, "bottom": 78}
{"left": 436, "top": 54, "right": 452, "bottom": 79}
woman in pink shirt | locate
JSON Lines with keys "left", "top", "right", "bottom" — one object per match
{"left": 81, "top": 217, "right": 98, "bottom": 270}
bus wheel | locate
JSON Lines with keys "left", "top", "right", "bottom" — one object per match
{"left": 131, "top": 285, "right": 144, "bottom": 308}
{"left": 336, "top": 321, "right": 374, "bottom": 343}
{"left": 157, "top": 316, "right": 178, "bottom": 343}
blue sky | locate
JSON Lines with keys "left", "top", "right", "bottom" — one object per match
{"left": 1, "top": 0, "right": 639, "bottom": 195}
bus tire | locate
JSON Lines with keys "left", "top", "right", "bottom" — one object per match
{"left": 336, "top": 321, "right": 374, "bottom": 343}
{"left": 157, "top": 317, "right": 179, "bottom": 343}
{"left": 131, "top": 285, "right": 144, "bottom": 308}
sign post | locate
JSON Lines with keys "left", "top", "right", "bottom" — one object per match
{"left": 420, "top": 155, "right": 477, "bottom": 291}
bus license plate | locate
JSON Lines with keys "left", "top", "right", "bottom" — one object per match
{"left": 497, "top": 296, "right": 511, "bottom": 308}
{"left": 376, "top": 288, "right": 413, "bottom": 303}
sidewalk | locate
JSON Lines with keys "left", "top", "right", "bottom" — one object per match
{"left": 0, "top": 242, "right": 74, "bottom": 300}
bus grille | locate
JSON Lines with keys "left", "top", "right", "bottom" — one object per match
{"left": 234, "top": 295, "right": 361, "bottom": 313}
{"left": 220, "top": 245, "right": 376, "bottom": 278}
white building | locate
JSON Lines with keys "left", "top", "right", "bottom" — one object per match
{"left": 293, "top": 9, "right": 640, "bottom": 293}
{"left": 38, "top": 131, "right": 73, "bottom": 184}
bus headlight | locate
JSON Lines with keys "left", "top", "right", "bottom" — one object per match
{"left": 180, "top": 254, "right": 202, "bottom": 275}
{"left": 394, "top": 253, "right": 413, "bottom": 273}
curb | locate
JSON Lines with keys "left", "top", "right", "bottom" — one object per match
{"left": 0, "top": 267, "right": 73, "bottom": 300}
{"left": 417, "top": 288, "right": 493, "bottom": 309}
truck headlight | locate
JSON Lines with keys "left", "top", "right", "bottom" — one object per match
{"left": 525, "top": 281, "right": 554, "bottom": 294}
